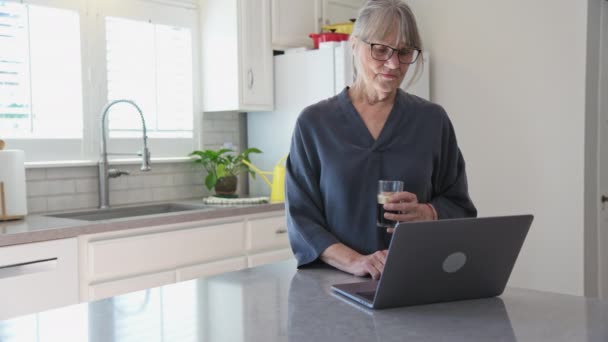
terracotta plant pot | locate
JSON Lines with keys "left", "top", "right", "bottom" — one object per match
{"left": 214, "top": 175, "right": 237, "bottom": 196}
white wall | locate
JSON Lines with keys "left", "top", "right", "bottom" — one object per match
{"left": 406, "top": 0, "right": 588, "bottom": 295}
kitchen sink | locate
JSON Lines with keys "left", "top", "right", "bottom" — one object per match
{"left": 45, "top": 203, "right": 214, "bottom": 221}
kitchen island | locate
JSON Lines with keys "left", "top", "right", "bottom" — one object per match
{"left": 0, "top": 259, "right": 607, "bottom": 341}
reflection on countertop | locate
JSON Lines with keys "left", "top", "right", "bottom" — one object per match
{"left": 287, "top": 268, "right": 517, "bottom": 342}
{"left": 0, "top": 199, "right": 284, "bottom": 247}
{"left": 0, "top": 260, "right": 607, "bottom": 342}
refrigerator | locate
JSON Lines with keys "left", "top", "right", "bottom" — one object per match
{"left": 246, "top": 41, "right": 430, "bottom": 197}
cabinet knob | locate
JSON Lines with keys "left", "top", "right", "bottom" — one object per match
{"left": 248, "top": 68, "right": 254, "bottom": 89}
{"left": 275, "top": 227, "right": 287, "bottom": 234}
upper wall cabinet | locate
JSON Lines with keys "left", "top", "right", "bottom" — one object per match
{"left": 201, "top": 0, "right": 274, "bottom": 112}
{"left": 322, "top": 0, "right": 364, "bottom": 26}
{"left": 271, "top": 0, "right": 322, "bottom": 49}
{"left": 270, "top": 0, "right": 364, "bottom": 49}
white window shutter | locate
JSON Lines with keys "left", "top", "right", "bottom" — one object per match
{"left": 105, "top": 16, "right": 194, "bottom": 138}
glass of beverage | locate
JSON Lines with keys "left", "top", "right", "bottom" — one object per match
{"left": 377, "top": 180, "right": 404, "bottom": 228}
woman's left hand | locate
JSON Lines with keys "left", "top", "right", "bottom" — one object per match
{"left": 383, "top": 191, "right": 435, "bottom": 232}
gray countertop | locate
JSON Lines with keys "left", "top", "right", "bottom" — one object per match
{"left": 0, "top": 259, "right": 607, "bottom": 341}
{"left": 0, "top": 200, "right": 285, "bottom": 247}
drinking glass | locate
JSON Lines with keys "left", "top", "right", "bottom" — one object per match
{"left": 377, "top": 180, "right": 404, "bottom": 228}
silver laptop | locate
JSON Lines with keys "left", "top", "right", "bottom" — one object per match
{"left": 331, "top": 215, "right": 533, "bottom": 310}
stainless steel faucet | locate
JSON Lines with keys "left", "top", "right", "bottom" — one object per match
{"left": 98, "top": 99, "right": 151, "bottom": 209}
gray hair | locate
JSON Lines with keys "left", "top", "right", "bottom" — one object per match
{"left": 351, "top": 0, "right": 424, "bottom": 89}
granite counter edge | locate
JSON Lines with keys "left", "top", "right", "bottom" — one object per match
{"left": 0, "top": 203, "right": 285, "bottom": 247}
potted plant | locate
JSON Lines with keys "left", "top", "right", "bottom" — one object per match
{"left": 189, "top": 147, "right": 262, "bottom": 197}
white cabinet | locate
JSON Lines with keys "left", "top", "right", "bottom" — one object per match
{"left": 271, "top": 0, "right": 322, "bottom": 49}
{"left": 176, "top": 256, "right": 247, "bottom": 282}
{"left": 239, "top": 0, "right": 274, "bottom": 109}
{"left": 248, "top": 248, "right": 293, "bottom": 267}
{"left": 86, "top": 221, "right": 245, "bottom": 283}
{"left": 201, "top": 0, "right": 273, "bottom": 112}
{"left": 79, "top": 211, "right": 290, "bottom": 301}
{"left": 88, "top": 270, "right": 175, "bottom": 301}
{"left": 246, "top": 214, "right": 293, "bottom": 267}
{"left": 270, "top": 0, "right": 363, "bottom": 49}
{"left": 0, "top": 238, "right": 78, "bottom": 320}
{"left": 80, "top": 218, "right": 247, "bottom": 301}
{"left": 321, "top": 0, "right": 364, "bottom": 26}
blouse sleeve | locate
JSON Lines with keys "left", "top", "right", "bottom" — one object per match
{"left": 285, "top": 119, "right": 339, "bottom": 267}
{"left": 429, "top": 109, "right": 478, "bottom": 219}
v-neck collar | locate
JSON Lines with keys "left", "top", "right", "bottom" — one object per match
{"left": 338, "top": 87, "right": 404, "bottom": 151}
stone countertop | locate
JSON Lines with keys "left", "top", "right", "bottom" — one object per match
{"left": 0, "top": 200, "right": 285, "bottom": 247}
{"left": 0, "top": 260, "right": 607, "bottom": 341}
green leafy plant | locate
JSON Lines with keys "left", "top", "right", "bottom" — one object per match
{"left": 189, "top": 147, "right": 262, "bottom": 191}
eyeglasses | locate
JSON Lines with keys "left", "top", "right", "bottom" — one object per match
{"left": 362, "top": 41, "right": 421, "bottom": 65}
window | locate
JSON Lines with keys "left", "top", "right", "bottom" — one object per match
{"left": 0, "top": 1, "right": 83, "bottom": 139}
{"left": 105, "top": 16, "right": 193, "bottom": 139}
{"left": 0, "top": 0, "right": 199, "bottom": 162}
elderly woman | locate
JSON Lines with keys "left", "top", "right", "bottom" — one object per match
{"left": 285, "top": 0, "right": 477, "bottom": 280}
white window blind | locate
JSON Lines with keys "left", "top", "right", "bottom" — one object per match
{"left": 0, "top": 1, "right": 83, "bottom": 139}
{"left": 105, "top": 16, "right": 193, "bottom": 139}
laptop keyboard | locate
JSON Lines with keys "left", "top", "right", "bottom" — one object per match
{"left": 357, "top": 291, "right": 376, "bottom": 301}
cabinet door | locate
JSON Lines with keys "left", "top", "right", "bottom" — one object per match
{"left": 271, "top": 0, "right": 322, "bottom": 48}
{"left": 248, "top": 248, "right": 293, "bottom": 268}
{"left": 88, "top": 270, "right": 175, "bottom": 301}
{"left": 322, "top": 0, "right": 364, "bottom": 25}
{"left": 240, "top": 0, "right": 274, "bottom": 110}
{"left": 87, "top": 220, "right": 245, "bottom": 283}
{"left": 246, "top": 215, "right": 289, "bottom": 252}
{"left": 176, "top": 256, "right": 247, "bottom": 282}
{"left": 0, "top": 239, "right": 78, "bottom": 320}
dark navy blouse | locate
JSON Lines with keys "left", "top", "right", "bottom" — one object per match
{"left": 285, "top": 88, "right": 477, "bottom": 267}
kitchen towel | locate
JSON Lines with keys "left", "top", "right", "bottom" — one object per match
{"left": 0, "top": 149, "right": 27, "bottom": 220}
{"left": 203, "top": 196, "right": 269, "bottom": 205}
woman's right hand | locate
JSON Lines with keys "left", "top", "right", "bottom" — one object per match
{"left": 348, "top": 250, "right": 388, "bottom": 280}
{"left": 321, "top": 243, "right": 388, "bottom": 280}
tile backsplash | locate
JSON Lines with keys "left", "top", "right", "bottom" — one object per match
{"left": 26, "top": 163, "right": 206, "bottom": 214}
{"left": 201, "top": 111, "right": 242, "bottom": 151}
{"left": 25, "top": 111, "right": 246, "bottom": 214}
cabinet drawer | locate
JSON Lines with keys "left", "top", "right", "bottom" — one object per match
{"left": 246, "top": 215, "right": 289, "bottom": 252}
{"left": 248, "top": 248, "right": 293, "bottom": 268}
{"left": 89, "top": 270, "right": 175, "bottom": 301}
{"left": 89, "top": 221, "right": 245, "bottom": 282}
{"left": 0, "top": 239, "right": 78, "bottom": 320}
{"left": 176, "top": 256, "right": 248, "bottom": 282}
